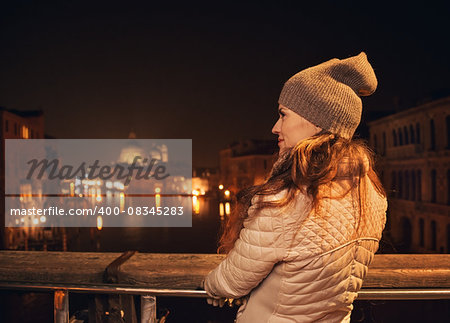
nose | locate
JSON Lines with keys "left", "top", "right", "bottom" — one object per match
{"left": 272, "top": 118, "right": 281, "bottom": 135}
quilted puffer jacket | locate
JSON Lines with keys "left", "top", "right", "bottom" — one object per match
{"left": 204, "top": 158, "right": 387, "bottom": 322}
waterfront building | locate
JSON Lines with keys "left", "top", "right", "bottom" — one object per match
{"left": 219, "top": 139, "right": 277, "bottom": 195}
{"left": 368, "top": 96, "right": 450, "bottom": 253}
{"left": 0, "top": 107, "right": 52, "bottom": 250}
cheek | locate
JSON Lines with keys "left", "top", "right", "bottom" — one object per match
{"left": 283, "top": 123, "right": 316, "bottom": 147}
{"left": 288, "top": 131, "right": 304, "bottom": 146}
{"left": 282, "top": 123, "right": 301, "bottom": 146}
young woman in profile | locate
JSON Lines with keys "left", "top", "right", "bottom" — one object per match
{"left": 202, "top": 52, "right": 388, "bottom": 323}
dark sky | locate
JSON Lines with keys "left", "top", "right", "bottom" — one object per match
{"left": 1, "top": 1, "right": 449, "bottom": 167}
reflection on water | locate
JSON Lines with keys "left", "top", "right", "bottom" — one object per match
{"left": 68, "top": 197, "right": 224, "bottom": 254}
{"left": 192, "top": 195, "right": 200, "bottom": 214}
{"left": 218, "top": 202, "right": 231, "bottom": 221}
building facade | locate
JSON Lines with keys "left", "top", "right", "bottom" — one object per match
{"left": 368, "top": 97, "right": 450, "bottom": 253}
{"left": 192, "top": 167, "right": 220, "bottom": 196}
{"left": 1, "top": 107, "right": 46, "bottom": 250}
{"left": 219, "top": 139, "right": 277, "bottom": 195}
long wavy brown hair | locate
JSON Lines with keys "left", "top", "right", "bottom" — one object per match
{"left": 218, "top": 130, "right": 386, "bottom": 254}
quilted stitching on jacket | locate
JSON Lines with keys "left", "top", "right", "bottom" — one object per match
{"left": 204, "top": 170, "right": 387, "bottom": 323}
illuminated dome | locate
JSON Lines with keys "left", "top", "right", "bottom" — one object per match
{"left": 117, "top": 131, "right": 168, "bottom": 164}
{"left": 117, "top": 131, "right": 147, "bottom": 165}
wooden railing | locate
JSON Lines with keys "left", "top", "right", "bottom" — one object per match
{"left": 0, "top": 251, "right": 449, "bottom": 322}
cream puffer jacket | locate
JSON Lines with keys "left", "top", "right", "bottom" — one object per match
{"left": 204, "top": 159, "right": 387, "bottom": 322}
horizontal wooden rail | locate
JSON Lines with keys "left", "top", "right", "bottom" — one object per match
{"left": 1, "top": 251, "right": 449, "bottom": 323}
{"left": 1, "top": 251, "right": 449, "bottom": 287}
{"left": 0, "top": 251, "right": 449, "bottom": 299}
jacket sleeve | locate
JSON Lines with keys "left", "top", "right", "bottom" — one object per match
{"left": 204, "top": 196, "right": 289, "bottom": 299}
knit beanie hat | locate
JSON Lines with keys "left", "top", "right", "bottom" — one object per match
{"left": 278, "top": 52, "right": 377, "bottom": 139}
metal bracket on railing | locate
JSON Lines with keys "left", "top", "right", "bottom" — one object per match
{"left": 54, "top": 289, "right": 69, "bottom": 323}
{"left": 141, "top": 295, "right": 157, "bottom": 323}
{"left": 91, "top": 250, "right": 139, "bottom": 323}
{"left": 104, "top": 250, "right": 137, "bottom": 284}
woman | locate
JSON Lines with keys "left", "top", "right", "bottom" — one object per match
{"left": 202, "top": 52, "right": 388, "bottom": 322}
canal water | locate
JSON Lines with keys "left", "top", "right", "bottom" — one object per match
{"left": 68, "top": 196, "right": 224, "bottom": 254}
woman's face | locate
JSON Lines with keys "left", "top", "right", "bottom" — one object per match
{"left": 272, "top": 104, "right": 322, "bottom": 150}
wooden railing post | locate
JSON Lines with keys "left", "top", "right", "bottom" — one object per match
{"left": 141, "top": 295, "right": 157, "bottom": 323}
{"left": 54, "top": 289, "right": 69, "bottom": 323}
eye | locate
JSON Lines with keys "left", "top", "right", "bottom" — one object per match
{"left": 278, "top": 110, "right": 285, "bottom": 118}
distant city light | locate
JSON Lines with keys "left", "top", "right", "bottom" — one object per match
{"left": 155, "top": 193, "right": 161, "bottom": 208}
{"left": 119, "top": 192, "right": 125, "bottom": 211}
{"left": 224, "top": 190, "right": 230, "bottom": 197}
{"left": 218, "top": 184, "right": 224, "bottom": 190}
{"left": 225, "top": 202, "right": 231, "bottom": 215}
{"left": 114, "top": 181, "right": 125, "bottom": 190}
{"left": 97, "top": 216, "right": 103, "bottom": 230}
{"left": 193, "top": 195, "right": 200, "bottom": 214}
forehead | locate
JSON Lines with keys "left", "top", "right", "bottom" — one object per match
{"left": 278, "top": 104, "right": 297, "bottom": 116}
{"left": 278, "top": 104, "right": 314, "bottom": 124}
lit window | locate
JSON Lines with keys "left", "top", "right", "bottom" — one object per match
{"left": 22, "top": 125, "right": 29, "bottom": 139}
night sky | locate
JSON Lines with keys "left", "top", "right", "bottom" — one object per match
{"left": 1, "top": 1, "right": 449, "bottom": 167}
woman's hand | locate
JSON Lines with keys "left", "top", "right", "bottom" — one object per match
{"left": 207, "top": 296, "right": 245, "bottom": 307}
{"left": 200, "top": 279, "right": 244, "bottom": 308}
{"left": 206, "top": 296, "right": 227, "bottom": 307}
